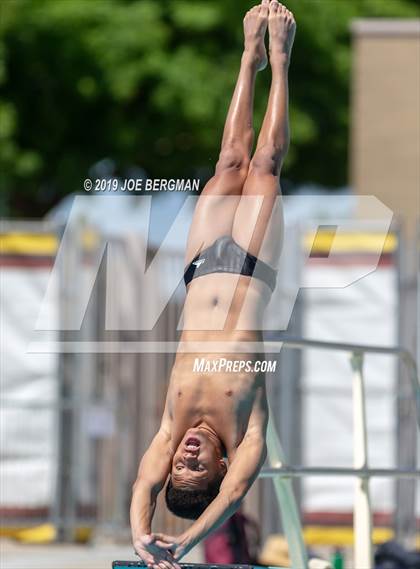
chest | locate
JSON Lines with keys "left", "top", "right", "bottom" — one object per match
{"left": 169, "top": 357, "right": 258, "bottom": 419}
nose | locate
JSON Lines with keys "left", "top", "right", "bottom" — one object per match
{"left": 184, "top": 454, "right": 198, "bottom": 467}
{"left": 183, "top": 446, "right": 199, "bottom": 458}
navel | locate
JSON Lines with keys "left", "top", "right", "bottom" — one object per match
{"left": 225, "top": 389, "right": 233, "bottom": 397}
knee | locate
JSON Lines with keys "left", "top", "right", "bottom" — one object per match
{"left": 216, "top": 144, "right": 250, "bottom": 175}
{"left": 250, "top": 146, "right": 284, "bottom": 177}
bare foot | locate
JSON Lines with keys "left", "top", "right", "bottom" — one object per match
{"left": 243, "top": 0, "right": 269, "bottom": 71}
{"left": 268, "top": 1, "right": 296, "bottom": 63}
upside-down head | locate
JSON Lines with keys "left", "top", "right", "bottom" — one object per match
{"left": 165, "top": 428, "right": 227, "bottom": 519}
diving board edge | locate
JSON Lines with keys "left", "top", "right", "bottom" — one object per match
{"left": 113, "top": 563, "right": 286, "bottom": 569}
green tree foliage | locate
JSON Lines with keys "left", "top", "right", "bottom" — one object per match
{"left": 0, "top": 0, "right": 418, "bottom": 216}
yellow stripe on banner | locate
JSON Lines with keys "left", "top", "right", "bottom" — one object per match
{"left": 304, "top": 232, "right": 397, "bottom": 254}
{"left": 0, "top": 233, "right": 58, "bottom": 256}
{"left": 0, "top": 524, "right": 92, "bottom": 544}
{"left": 303, "top": 526, "right": 403, "bottom": 546}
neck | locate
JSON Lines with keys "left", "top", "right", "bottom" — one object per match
{"left": 197, "top": 423, "right": 227, "bottom": 458}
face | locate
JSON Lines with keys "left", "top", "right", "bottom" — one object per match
{"left": 171, "top": 429, "right": 226, "bottom": 490}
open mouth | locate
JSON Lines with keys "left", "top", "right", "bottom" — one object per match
{"left": 185, "top": 436, "right": 200, "bottom": 451}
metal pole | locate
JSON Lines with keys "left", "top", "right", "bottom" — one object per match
{"left": 351, "top": 352, "right": 373, "bottom": 569}
{"left": 259, "top": 466, "right": 420, "bottom": 478}
{"left": 53, "top": 219, "right": 81, "bottom": 542}
{"left": 395, "top": 225, "right": 418, "bottom": 547}
{"left": 266, "top": 410, "right": 308, "bottom": 569}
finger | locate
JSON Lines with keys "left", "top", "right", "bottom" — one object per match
{"left": 141, "top": 554, "right": 154, "bottom": 567}
{"left": 155, "top": 540, "right": 175, "bottom": 550}
{"left": 163, "top": 556, "right": 180, "bottom": 569}
{"left": 152, "top": 533, "right": 177, "bottom": 543}
{"left": 173, "top": 548, "right": 184, "bottom": 564}
{"left": 133, "top": 546, "right": 151, "bottom": 563}
{"left": 142, "top": 552, "right": 154, "bottom": 564}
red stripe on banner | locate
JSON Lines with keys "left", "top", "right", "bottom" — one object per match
{"left": 0, "top": 255, "right": 54, "bottom": 268}
{"left": 303, "top": 511, "right": 395, "bottom": 526}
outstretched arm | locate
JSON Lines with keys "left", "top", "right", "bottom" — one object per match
{"left": 130, "top": 428, "right": 172, "bottom": 537}
{"left": 130, "top": 393, "right": 177, "bottom": 566}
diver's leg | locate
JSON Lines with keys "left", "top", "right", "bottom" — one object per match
{"left": 233, "top": 1, "right": 295, "bottom": 268}
{"left": 185, "top": 1, "right": 269, "bottom": 265}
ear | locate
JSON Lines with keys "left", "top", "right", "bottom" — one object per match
{"left": 219, "top": 459, "right": 228, "bottom": 475}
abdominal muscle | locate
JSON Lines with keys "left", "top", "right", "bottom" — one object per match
{"left": 182, "top": 272, "right": 271, "bottom": 337}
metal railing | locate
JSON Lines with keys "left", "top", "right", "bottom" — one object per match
{"left": 261, "top": 336, "right": 420, "bottom": 569}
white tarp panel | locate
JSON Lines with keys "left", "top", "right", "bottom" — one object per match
{"left": 1, "top": 267, "right": 58, "bottom": 506}
{"left": 302, "top": 263, "right": 398, "bottom": 514}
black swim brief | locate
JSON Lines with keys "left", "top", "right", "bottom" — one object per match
{"left": 184, "top": 236, "right": 277, "bottom": 292}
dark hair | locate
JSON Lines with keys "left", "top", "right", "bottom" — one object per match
{"left": 165, "top": 476, "right": 223, "bottom": 520}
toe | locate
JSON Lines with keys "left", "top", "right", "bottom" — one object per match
{"left": 260, "top": 0, "right": 270, "bottom": 15}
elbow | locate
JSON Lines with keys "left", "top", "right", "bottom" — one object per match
{"left": 132, "top": 477, "right": 150, "bottom": 494}
{"left": 132, "top": 477, "right": 160, "bottom": 497}
{"left": 231, "top": 490, "right": 245, "bottom": 508}
{"left": 132, "top": 478, "right": 140, "bottom": 494}
{"left": 231, "top": 490, "right": 246, "bottom": 510}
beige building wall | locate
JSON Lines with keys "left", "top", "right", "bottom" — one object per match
{"left": 351, "top": 20, "right": 420, "bottom": 237}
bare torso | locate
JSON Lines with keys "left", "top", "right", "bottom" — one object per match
{"left": 168, "top": 273, "right": 270, "bottom": 461}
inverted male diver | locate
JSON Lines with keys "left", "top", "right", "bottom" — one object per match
{"left": 131, "top": 2, "right": 295, "bottom": 567}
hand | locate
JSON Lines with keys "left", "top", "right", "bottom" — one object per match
{"left": 152, "top": 533, "right": 192, "bottom": 561}
{"left": 133, "top": 534, "right": 181, "bottom": 569}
